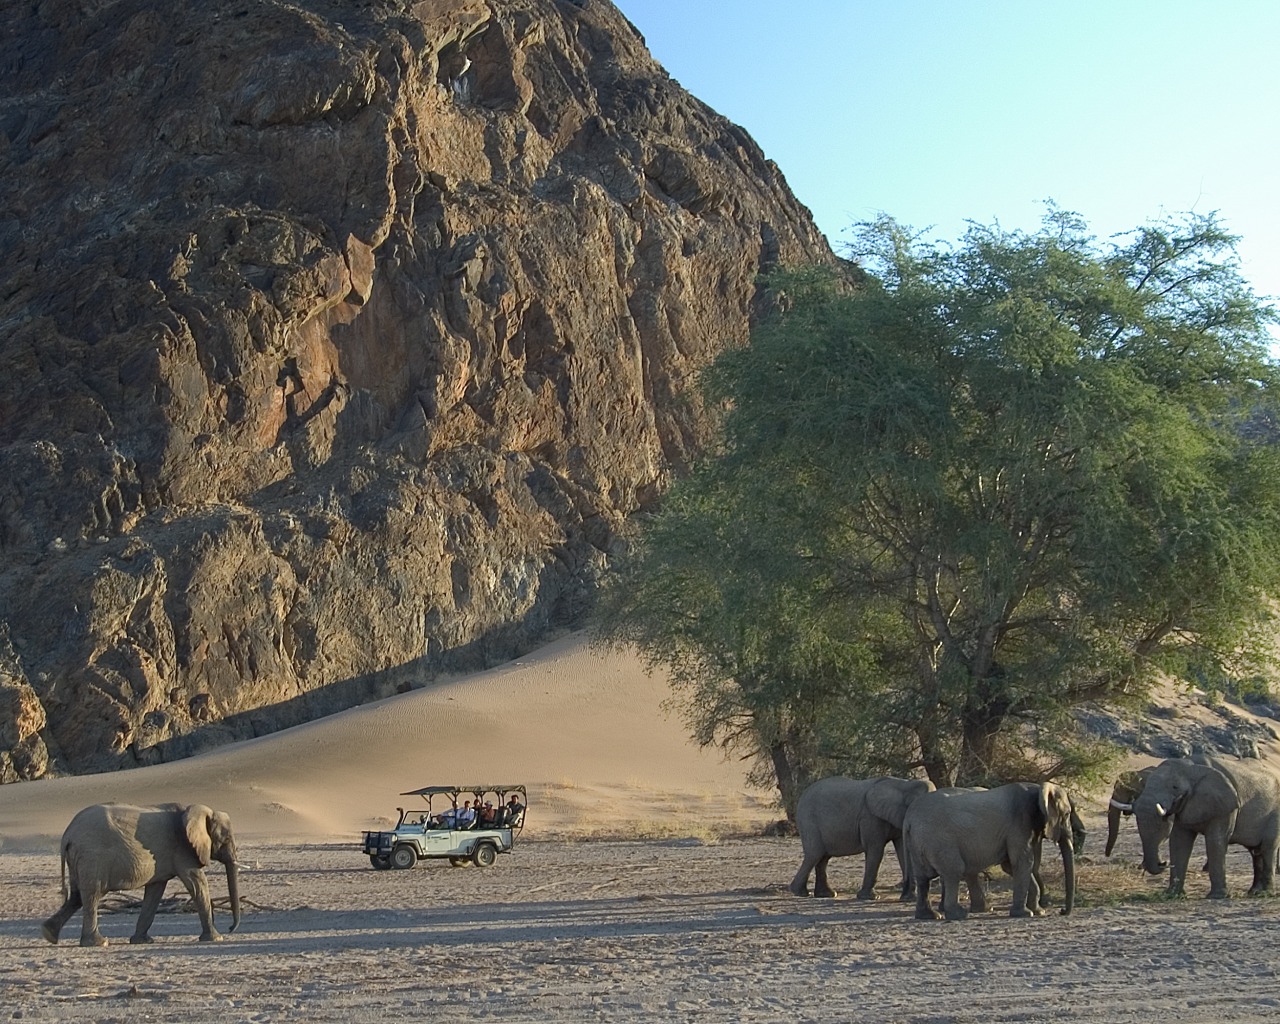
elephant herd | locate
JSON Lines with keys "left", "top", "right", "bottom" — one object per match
{"left": 36, "top": 753, "right": 1280, "bottom": 945}
{"left": 788, "top": 776, "right": 1080, "bottom": 920}
{"left": 790, "top": 753, "right": 1280, "bottom": 922}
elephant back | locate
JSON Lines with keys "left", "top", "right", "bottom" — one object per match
{"left": 1201, "top": 756, "right": 1280, "bottom": 846}
{"left": 794, "top": 776, "right": 881, "bottom": 853}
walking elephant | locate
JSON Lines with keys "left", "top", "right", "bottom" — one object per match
{"left": 903, "top": 782, "right": 1076, "bottom": 921}
{"left": 41, "top": 803, "right": 242, "bottom": 947}
{"left": 935, "top": 789, "right": 1084, "bottom": 914}
{"left": 1132, "top": 755, "right": 1280, "bottom": 898}
{"left": 789, "top": 776, "right": 934, "bottom": 900}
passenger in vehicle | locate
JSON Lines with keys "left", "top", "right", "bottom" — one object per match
{"left": 457, "top": 800, "right": 477, "bottom": 828}
{"left": 478, "top": 801, "right": 497, "bottom": 826}
{"left": 433, "top": 804, "right": 459, "bottom": 828}
{"left": 504, "top": 794, "right": 525, "bottom": 826}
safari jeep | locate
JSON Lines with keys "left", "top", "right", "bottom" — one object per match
{"left": 361, "top": 784, "right": 526, "bottom": 870}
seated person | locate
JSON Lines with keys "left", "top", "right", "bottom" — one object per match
{"left": 503, "top": 793, "right": 525, "bottom": 826}
{"left": 433, "top": 806, "right": 459, "bottom": 829}
{"left": 456, "top": 800, "right": 477, "bottom": 828}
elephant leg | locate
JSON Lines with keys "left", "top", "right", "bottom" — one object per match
{"left": 78, "top": 885, "right": 109, "bottom": 947}
{"left": 1166, "top": 827, "right": 1196, "bottom": 896}
{"left": 1201, "top": 827, "right": 1230, "bottom": 899}
{"left": 1035, "top": 873, "right": 1051, "bottom": 908}
{"left": 857, "top": 841, "right": 888, "bottom": 900}
{"left": 130, "top": 879, "right": 168, "bottom": 944}
{"left": 939, "top": 871, "right": 968, "bottom": 921}
{"left": 1008, "top": 858, "right": 1036, "bottom": 918}
{"left": 893, "top": 837, "right": 915, "bottom": 901}
{"left": 914, "top": 873, "right": 941, "bottom": 921}
{"left": 1025, "top": 868, "right": 1044, "bottom": 915}
{"left": 179, "top": 870, "right": 222, "bottom": 941}
{"left": 885, "top": 834, "right": 916, "bottom": 901}
{"left": 1032, "top": 841, "right": 1050, "bottom": 908}
{"left": 41, "top": 889, "right": 82, "bottom": 945}
{"left": 965, "top": 873, "right": 988, "bottom": 914}
{"left": 1248, "top": 849, "right": 1265, "bottom": 894}
{"left": 788, "top": 854, "right": 817, "bottom": 897}
{"left": 812, "top": 855, "right": 837, "bottom": 899}
{"left": 1247, "top": 840, "right": 1276, "bottom": 895}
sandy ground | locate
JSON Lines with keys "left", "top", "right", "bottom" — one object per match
{"left": 4, "top": 633, "right": 1280, "bottom": 1022}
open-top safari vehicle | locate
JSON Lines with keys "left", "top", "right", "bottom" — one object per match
{"left": 361, "top": 784, "right": 526, "bottom": 870}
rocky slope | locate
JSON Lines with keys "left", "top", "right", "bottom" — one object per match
{"left": 0, "top": 0, "right": 834, "bottom": 779}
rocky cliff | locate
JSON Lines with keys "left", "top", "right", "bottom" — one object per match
{"left": 0, "top": 0, "right": 833, "bottom": 780}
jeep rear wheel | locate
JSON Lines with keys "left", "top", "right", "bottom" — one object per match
{"left": 391, "top": 845, "right": 418, "bottom": 870}
{"left": 472, "top": 842, "right": 497, "bottom": 867}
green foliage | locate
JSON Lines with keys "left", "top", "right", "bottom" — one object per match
{"left": 596, "top": 208, "right": 1280, "bottom": 801}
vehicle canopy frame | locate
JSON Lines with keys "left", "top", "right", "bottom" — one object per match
{"left": 397, "top": 784, "right": 527, "bottom": 832}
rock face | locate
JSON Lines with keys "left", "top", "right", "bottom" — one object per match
{"left": 0, "top": 0, "right": 833, "bottom": 778}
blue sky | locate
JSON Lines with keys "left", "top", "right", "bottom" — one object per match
{"left": 613, "top": 1, "right": 1279, "bottom": 322}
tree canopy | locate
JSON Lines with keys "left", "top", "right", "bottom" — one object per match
{"left": 596, "top": 209, "right": 1280, "bottom": 810}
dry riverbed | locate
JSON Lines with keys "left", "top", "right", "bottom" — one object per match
{"left": 4, "top": 835, "right": 1280, "bottom": 1023}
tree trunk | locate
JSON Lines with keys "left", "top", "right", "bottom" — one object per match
{"left": 914, "top": 721, "right": 953, "bottom": 789}
{"left": 956, "top": 672, "right": 1012, "bottom": 786}
{"left": 769, "top": 742, "right": 803, "bottom": 821}
{"left": 956, "top": 713, "right": 1002, "bottom": 786}
{"left": 920, "top": 756, "right": 951, "bottom": 789}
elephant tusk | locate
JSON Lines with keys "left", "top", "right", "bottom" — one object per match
{"left": 1108, "top": 799, "right": 1133, "bottom": 812}
{"left": 1155, "top": 803, "right": 1169, "bottom": 818}
{"left": 234, "top": 862, "right": 252, "bottom": 871}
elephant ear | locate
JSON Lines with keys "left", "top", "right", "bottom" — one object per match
{"left": 1038, "top": 783, "right": 1072, "bottom": 837}
{"left": 1179, "top": 763, "right": 1240, "bottom": 828}
{"left": 1114, "top": 769, "right": 1146, "bottom": 804}
{"left": 183, "top": 804, "right": 214, "bottom": 866}
{"left": 865, "top": 778, "right": 918, "bottom": 828}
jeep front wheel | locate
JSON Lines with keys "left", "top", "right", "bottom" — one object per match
{"left": 370, "top": 854, "right": 392, "bottom": 870}
{"left": 472, "top": 842, "right": 497, "bottom": 867}
{"left": 391, "top": 845, "right": 418, "bottom": 870}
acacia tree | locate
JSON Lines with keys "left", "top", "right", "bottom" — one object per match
{"left": 598, "top": 209, "right": 1280, "bottom": 801}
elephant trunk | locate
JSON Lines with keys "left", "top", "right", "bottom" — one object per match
{"left": 219, "top": 845, "right": 242, "bottom": 933}
{"left": 1136, "top": 813, "right": 1169, "bottom": 875}
{"left": 1057, "top": 834, "right": 1075, "bottom": 916}
{"left": 1105, "top": 802, "right": 1123, "bottom": 857}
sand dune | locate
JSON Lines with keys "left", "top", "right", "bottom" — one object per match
{"left": 0, "top": 632, "right": 775, "bottom": 847}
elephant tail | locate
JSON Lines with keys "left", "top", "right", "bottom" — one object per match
{"left": 58, "top": 841, "right": 69, "bottom": 901}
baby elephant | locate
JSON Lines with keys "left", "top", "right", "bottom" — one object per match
{"left": 903, "top": 782, "right": 1076, "bottom": 921}
{"left": 42, "top": 803, "right": 242, "bottom": 947}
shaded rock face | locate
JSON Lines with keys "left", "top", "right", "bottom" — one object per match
{"left": 0, "top": 0, "right": 832, "bottom": 777}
